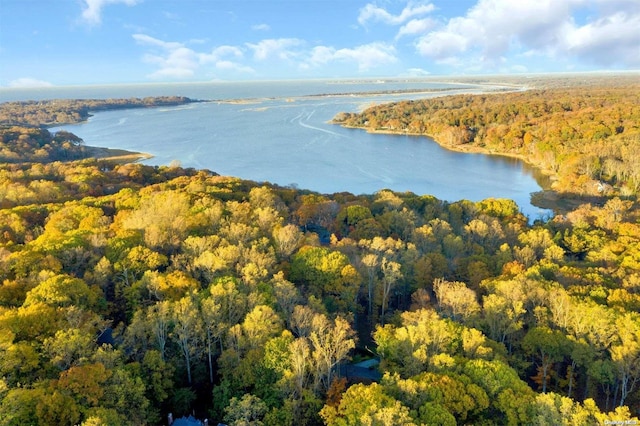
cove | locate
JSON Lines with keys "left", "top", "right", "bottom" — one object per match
{"left": 48, "top": 81, "right": 550, "bottom": 220}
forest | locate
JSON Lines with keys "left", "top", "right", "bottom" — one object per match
{"left": 0, "top": 96, "right": 195, "bottom": 127}
{"left": 332, "top": 81, "right": 640, "bottom": 205}
{"left": 0, "top": 81, "right": 639, "bottom": 425}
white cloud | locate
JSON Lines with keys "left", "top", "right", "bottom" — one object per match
{"left": 134, "top": 34, "right": 255, "bottom": 79}
{"left": 134, "top": 34, "right": 198, "bottom": 79}
{"left": 132, "top": 30, "right": 401, "bottom": 80}
{"left": 396, "top": 18, "right": 436, "bottom": 39}
{"left": 307, "top": 46, "right": 337, "bottom": 66}
{"left": 199, "top": 46, "right": 244, "bottom": 64}
{"left": 416, "top": 26, "right": 470, "bottom": 60}
{"left": 8, "top": 78, "right": 54, "bottom": 88}
{"left": 144, "top": 47, "right": 199, "bottom": 79}
{"left": 252, "top": 24, "right": 271, "bottom": 31}
{"left": 133, "top": 34, "right": 182, "bottom": 50}
{"left": 307, "top": 43, "right": 397, "bottom": 72}
{"left": 80, "top": 0, "right": 140, "bottom": 26}
{"left": 413, "top": 0, "right": 640, "bottom": 70}
{"left": 562, "top": 11, "right": 640, "bottom": 67}
{"left": 246, "top": 38, "right": 304, "bottom": 61}
{"left": 335, "top": 43, "right": 398, "bottom": 71}
{"left": 358, "top": 2, "right": 435, "bottom": 26}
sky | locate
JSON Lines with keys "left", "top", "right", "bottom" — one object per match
{"left": 1, "top": 0, "right": 639, "bottom": 87}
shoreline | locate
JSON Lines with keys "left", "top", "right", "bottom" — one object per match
{"left": 39, "top": 89, "right": 570, "bottom": 215}
{"left": 341, "top": 125, "right": 555, "bottom": 187}
{"left": 336, "top": 124, "right": 576, "bottom": 215}
{"left": 0, "top": 96, "right": 199, "bottom": 128}
{"left": 84, "top": 145, "right": 153, "bottom": 163}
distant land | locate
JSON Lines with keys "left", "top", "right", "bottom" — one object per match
{"left": 0, "top": 96, "right": 198, "bottom": 128}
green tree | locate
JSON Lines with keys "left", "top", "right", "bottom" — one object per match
{"left": 481, "top": 280, "right": 526, "bottom": 347}
{"left": 44, "top": 327, "right": 95, "bottom": 370}
{"left": 224, "top": 394, "right": 268, "bottom": 426}
{"left": 374, "top": 309, "right": 458, "bottom": 377}
{"left": 100, "top": 366, "right": 151, "bottom": 425}
{"left": 522, "top": 326, "right": 571, "bottom": 393}
{"left": 0, "top": 387, "right": 42, "bottom": 425}
{"left": 462, "top": 359, "right": 536, "bottom": 425}
{"left": 336, "top": 205, "right": 373, "bottom": 235}
{"left": 382, "top": 372, "right": 489, "bottom": 423}
{"left": 23, "top": 274, "right": 101, "bottom": 310}
{"left": 290, "top": 246, "right": 360, "bottom": 312}
{"left": 140, "top": 349, "right": 174, "bottom": 409}
{"left": 241, "top": 305, "right": 283, "bottom": 351}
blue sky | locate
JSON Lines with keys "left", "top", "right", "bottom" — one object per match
{"left": 1, "top": 0, "right": 639, "bottom": 87}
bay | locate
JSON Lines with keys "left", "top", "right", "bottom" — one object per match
{"left": 35, "top": 79, "right": 548, "bottom": 219}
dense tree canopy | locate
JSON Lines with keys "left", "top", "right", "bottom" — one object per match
{"left": 332, "top": 84, "right": 640, "bottom": 200}
{"left": 0, "top": 97, "right": 195, "bottom": 127}
{"left": 1, "top": 81, "right": 639, "bottom": 424}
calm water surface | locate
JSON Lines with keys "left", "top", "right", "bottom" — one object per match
{"left": 7, "top": 80, "right": 549, "bottom": 219}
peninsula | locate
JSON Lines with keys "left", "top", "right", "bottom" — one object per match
{"left": 331, "top": 74, "right": 640, "bottom": 213}
{"left": 0, "top": 96, "right": 198, "bottom": 127}
{"left": 0, "top": 96, "right": 197, "bottom": 163}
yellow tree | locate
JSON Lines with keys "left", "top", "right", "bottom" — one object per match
{"left": 610, "top": 313, "right": 640, "bottom": 407}
{"left": 146, "top": 301, "right": 172, "bottom": 361}
{"left": 309, "top": 314, "right": 356, "bottom": 392}
{"left": 433, "top": 278, "right": 480, "bottom": 323}
{"left": 122, "top": 190, "right": 191, "bottom": 251}
{"left": 200, "top": 295, "right": 222, "bottom": 384}
{"left": 380, "top": 257, "right": 402, "bottom": 324}
{"left": 170, "top": 293, "right": 202, "bottom": 385}
{"left": 273, "top": 223, "right": 304, "bottom": 260}
{"left": 320, "top": 383, "right": 416, "bottom": 426}
{"left": 361, "top": 253, "right": 379, "bottom": 319}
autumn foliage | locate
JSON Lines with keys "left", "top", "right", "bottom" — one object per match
{"left": 1, "top": 85, "right": 639, "bottom": 424}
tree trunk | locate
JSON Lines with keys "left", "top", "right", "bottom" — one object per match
{"left": 184, "top": 345, "right": 192, "bottom": 385}
{"left": 567, "top": 360, "right": 576, "bottom": 398}
{"left": 207, "top": 332, "right": 214, "bottom": 384}
{"left": 541, "top": 352, "right": 549, "bottom": 393}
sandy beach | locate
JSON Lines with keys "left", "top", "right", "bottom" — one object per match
{"left": 84, "top": 145, "right": 153, "bottom": 163}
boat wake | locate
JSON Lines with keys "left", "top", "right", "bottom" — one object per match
{"left": 296, "top": 110, "right": 345, "bottom": 138}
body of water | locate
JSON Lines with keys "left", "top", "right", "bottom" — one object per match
{"left": 6, "top": 79, "right": 549, "bottom": 219}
